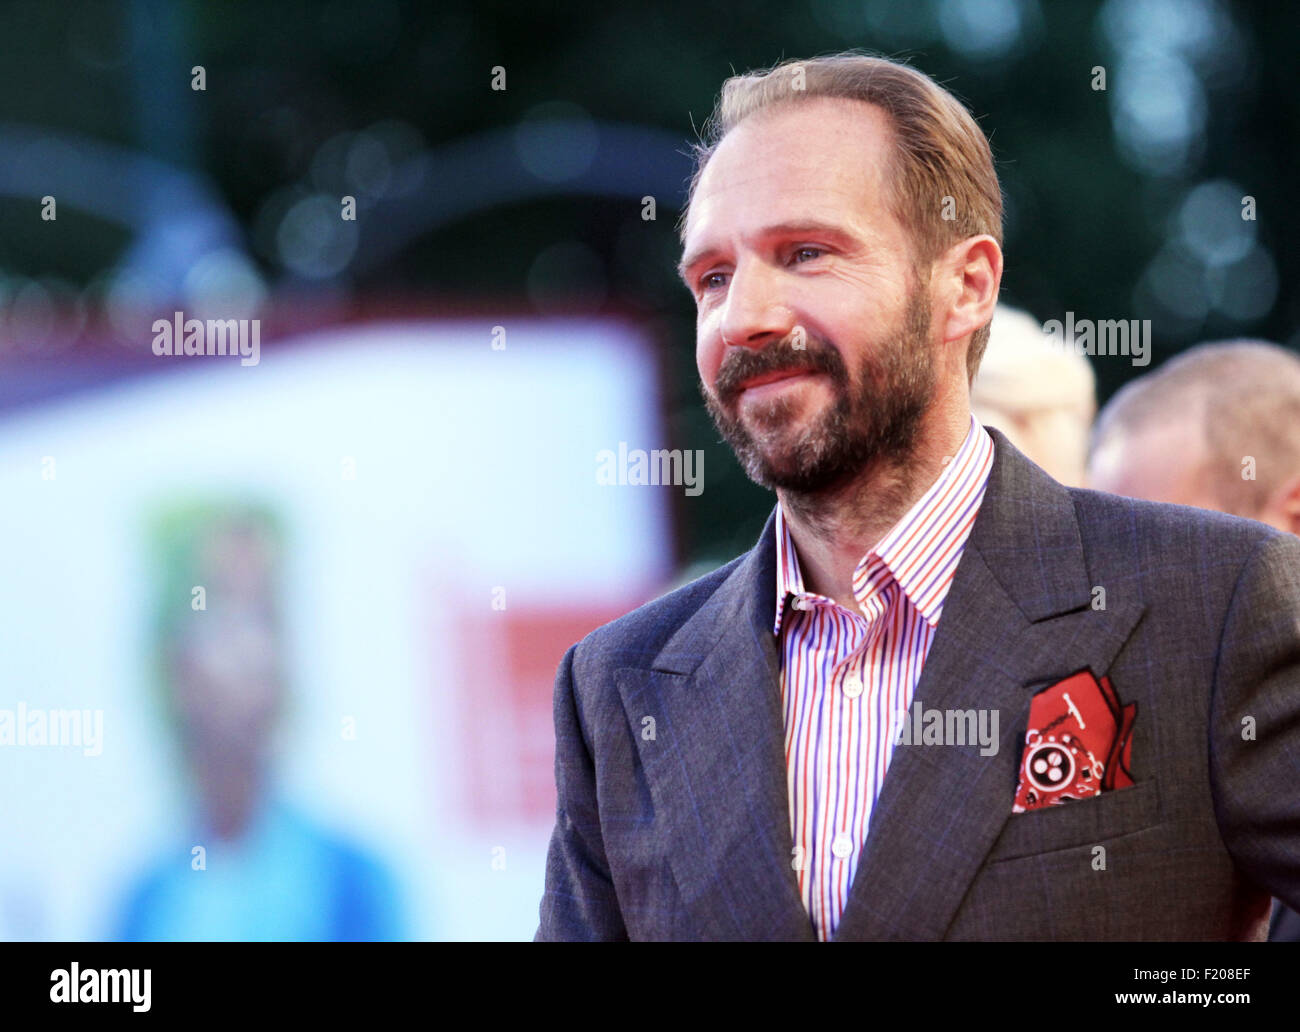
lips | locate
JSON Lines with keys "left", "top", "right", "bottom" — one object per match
{"left": 738, "top": 368, "right": 815, "bottom": 392}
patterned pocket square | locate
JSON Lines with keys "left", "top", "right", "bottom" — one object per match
{"left": 1012, "top": 668, "right": 1137, "bottom": 813}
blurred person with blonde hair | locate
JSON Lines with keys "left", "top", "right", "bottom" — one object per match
{"left": 971, "top": 305, "right": 1096, "bottom": 488}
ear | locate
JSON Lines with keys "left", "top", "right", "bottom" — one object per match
{"left": 1262, "top": 471, "right": 1300, "bottom": 536}
{"left": 936, "top": 235, "right": 1002, "bottom": 348}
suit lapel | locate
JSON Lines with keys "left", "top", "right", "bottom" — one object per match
{"left": 614, "top": 505, "right": 815, "bottom": 940}
{"left": 832, "top": 427, "right": 1146, "bottom": 940}
{"left": 617, "top": 426, "right": 1146, "bottom": 941}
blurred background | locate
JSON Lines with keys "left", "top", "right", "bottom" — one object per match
{"left": 0, "top": 0, "right": 1296, "bottom": 940}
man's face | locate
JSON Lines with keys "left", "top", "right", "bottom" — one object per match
{"left": 679, "top": 97, "right": 939, "bottom": 493}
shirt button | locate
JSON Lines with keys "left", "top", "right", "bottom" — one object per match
{"left": 843, "top": 669, "right": 863, "bottom": 698}
{"left": 832, "top": 833, "right": 854, "bottom": 859}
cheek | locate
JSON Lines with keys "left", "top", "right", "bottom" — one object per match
{"left": 696, "top": 333, "right": 723, "bottom": 387}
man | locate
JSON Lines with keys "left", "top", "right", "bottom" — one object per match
{"left": 1087, "top": 340, "right": 1300, "bottom": 941}
{"left": 1087, "top": 340, "right": 1300, "bottom": 536}
{"left": 535, "top": 53, "right": 1300, "bottom": 940}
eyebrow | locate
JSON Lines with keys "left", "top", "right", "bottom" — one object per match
{"left": 676, "top": 220, "right": 860, "bottom": 285}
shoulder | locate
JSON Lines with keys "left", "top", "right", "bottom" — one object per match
{"left": 1061, "top": 486, "right": 1300, "bottom": 624}
{"left": 566, "top": 553, "right": 747, "bottom": 676}
{"left": 1065, "top": 485, "right": 1288, "bottom": 566}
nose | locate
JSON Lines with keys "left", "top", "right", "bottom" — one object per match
{"left": 718, "top": 259, "right": 796, "bottom": 350}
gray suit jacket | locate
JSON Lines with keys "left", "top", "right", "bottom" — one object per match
{"left": 535, "top": 426, "right": 1300, "bottom": 940}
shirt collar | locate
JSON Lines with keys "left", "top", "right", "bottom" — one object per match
{"left": 774, "top": 412, "right": 995, "bottom": 635}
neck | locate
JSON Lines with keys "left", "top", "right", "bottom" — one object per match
{"left": 778, "top": 404, "right": 971, "bottom": 610}
{"left": 191, "top": 750, "right": 265, "bottom": 842}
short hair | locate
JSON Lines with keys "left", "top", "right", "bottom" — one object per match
{"left": 1090, "top": 340, "right": 1300, "bottom": 516}
{"left": 972, "top": 305, "right": 1096, "bottom": 486}
{"left": 679, "top": 51, "right": 1004, "bottom": 383}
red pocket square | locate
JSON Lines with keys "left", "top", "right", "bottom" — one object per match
{"left": 1012, "top": 669, "right": 1137, "bottom": 813}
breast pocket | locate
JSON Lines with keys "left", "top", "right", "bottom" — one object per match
{"left": 985, "top": 778, "right": 1163, "bottom": 863}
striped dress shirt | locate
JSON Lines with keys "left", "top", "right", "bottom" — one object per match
{"left": 774, "top": 412, "right": 995, "bottom": 940}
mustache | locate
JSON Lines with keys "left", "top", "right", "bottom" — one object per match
{"left": 713, "top": 332, "right": 846, "bottom": 402}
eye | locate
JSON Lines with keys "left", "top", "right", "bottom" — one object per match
{"left": 791, "top": 246, "right": 825, "bottom": 264}
{"left": 698, "top": 270, "right": 729, "bottom": 292}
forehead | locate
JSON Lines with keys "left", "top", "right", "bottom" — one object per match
{"left": 683, "top": 97, "right": 897, "bottom": 250}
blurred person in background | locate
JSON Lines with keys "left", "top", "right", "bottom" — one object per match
{"left": 116, "top": 503, "right": 406, "bottom": 941}
{"left": 971, "top": 305, "right": 1096, "bottom": 488}
{"left": 1087, "top": 339, "right": 1300, "bottom": 941}
{"left": 1088, "top": 340, "right": 1300, "bottom": 535}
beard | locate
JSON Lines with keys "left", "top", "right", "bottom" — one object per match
{"left": 700, "top": 282, "right": 936, "bottom": 495}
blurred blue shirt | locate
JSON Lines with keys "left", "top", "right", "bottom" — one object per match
{"left": 116, "top": 794, "right": 406, "bottom": 942}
